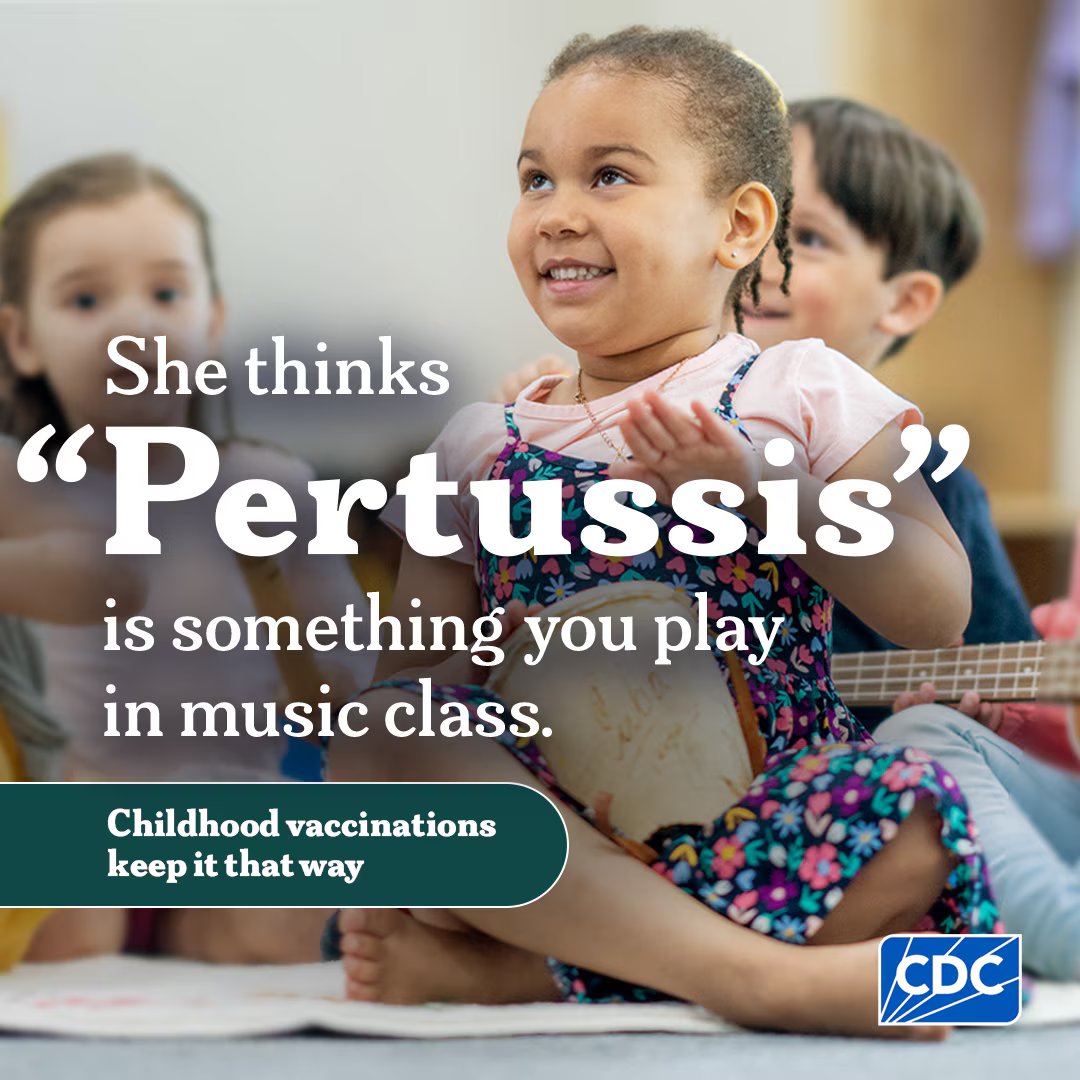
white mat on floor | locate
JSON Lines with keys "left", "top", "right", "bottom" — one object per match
{"left": 0, "top": 957, "right": 731, "bottom": 1038}
{"left": 0, "top": 956, "right": 1075, "bottom": 1038}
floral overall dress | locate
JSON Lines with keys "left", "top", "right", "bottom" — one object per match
{"left": 374, "top": 356, "right": 1003, "bottom": 1003}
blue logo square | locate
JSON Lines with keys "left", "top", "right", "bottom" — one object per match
{"left": 878, "top": 934, "right": 1022, "bottom": 1026}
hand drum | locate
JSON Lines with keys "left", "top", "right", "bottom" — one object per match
{"left": 487, "top": 581, "right": 756, "bottom": 842}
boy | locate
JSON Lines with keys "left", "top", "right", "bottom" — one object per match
{"left": 742, "top": 97, "right": 1036, "bottom": 663}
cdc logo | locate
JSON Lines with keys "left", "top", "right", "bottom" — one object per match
{"left": 879, "top": 934, "right": 1022, "bottom": 1026}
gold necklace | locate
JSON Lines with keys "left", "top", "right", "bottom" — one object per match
{"left": 574, "top": 355, "right": 693, "bottom": 463}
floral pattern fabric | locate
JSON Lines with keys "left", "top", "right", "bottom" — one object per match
{"left": 480, "top": 360, "right": 855, "bottom": 755}
{"left": 364, "top": 357, "right": 1003, "bottom": 1003}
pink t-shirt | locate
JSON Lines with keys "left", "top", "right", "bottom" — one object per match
{"left": 384, "top": 334, "right": 920, "bottom": 564}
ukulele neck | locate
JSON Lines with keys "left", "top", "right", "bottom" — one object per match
{"left": 830, "top": 640, "right": 1079, "bottom": 706}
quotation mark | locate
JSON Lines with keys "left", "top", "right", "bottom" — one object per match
{"left": 16, "top": 424, "right": 94, "bottom": 482}
{"left": 13, "top": 420, "right": 971, "bottom": 489}
{"left": 892, "top": 424, "right": 969, "bottom": 483}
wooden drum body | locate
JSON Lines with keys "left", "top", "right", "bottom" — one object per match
{"left": 487, "top": 582, "right": 755, "bottom": 842}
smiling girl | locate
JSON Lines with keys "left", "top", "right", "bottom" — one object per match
{"left": 320, "top": 28, "right": 1005, "bottom": 1038}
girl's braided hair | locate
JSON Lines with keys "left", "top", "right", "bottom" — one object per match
{"left": 546, "top": 26, "right": 793, "bottom": 331}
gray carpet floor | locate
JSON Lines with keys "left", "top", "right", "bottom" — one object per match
{"left": 4, "top": 1027, "right": 1080, "bottom": 1080}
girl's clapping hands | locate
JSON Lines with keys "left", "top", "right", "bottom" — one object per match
{"left": 610, "top": 391, "right": 761, "bottom": 504}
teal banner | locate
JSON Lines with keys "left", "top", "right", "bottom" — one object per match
{"left": 1, "top": 783, "right": 567, "bottom": 907}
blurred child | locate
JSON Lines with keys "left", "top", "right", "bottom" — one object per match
{"left": 716, "top": 97, "right": 1038, "bottom": 667}
{"left": 323, "top": 28, "right": 1004, "bottom": 1038}
{"left": 0, "top": 153, "right": 373, "bottom": 963}
{"left": 0, "top": 436, "right": 146, "bottom": 968}
{"left": 0, "top": 444, "right": 136, "bottom": 783}
{"left": 0, "top": 438, "right": 146, "bottom": 633}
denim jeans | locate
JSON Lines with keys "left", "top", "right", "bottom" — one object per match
{"left": 876, "top": 705, "right": 1080, "bottom": 980}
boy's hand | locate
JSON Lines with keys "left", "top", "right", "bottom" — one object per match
{"left": 1031, "top": 599, "right": 1080, "bottom": 642}
{"left": 1033, "top": 524, "right": 1080, "bottom": 641}
{"left": 609, "top": 392, "right": 761, "bottom": 504}
{"left": 892, "top": 680, "right": 1006, "bottom": 730}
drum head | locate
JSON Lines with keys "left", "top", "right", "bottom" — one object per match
{"left": 488, "top": 582, "right": 754, "bottom": 840}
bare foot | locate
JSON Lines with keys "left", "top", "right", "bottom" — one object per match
{"left": 339, "top": 908, "right": 557, "bottom": 1004}
{"left": 707, "top": 937, "right": 948, "bottom": 1041}
{"left": 23, "top": 909, "right": 127, "bottom": 963}
{"left": 160, "top": 908, "right": 331, "bottom": 964}
{"left": 338, "top": 912, "right": 944, "bottom": 1039}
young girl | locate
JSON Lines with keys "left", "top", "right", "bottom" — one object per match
{"left": 322, "top": 28, "right": 1003, "bottom": 1038}
{"left": 0, "top": 153, "right": 373, "bottom": 963}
